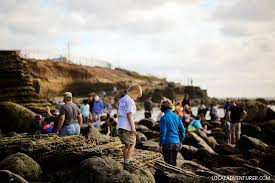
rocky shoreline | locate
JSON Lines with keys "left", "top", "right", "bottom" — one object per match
{"left": 0, "top": 101, "right": 275, "bottom": 182}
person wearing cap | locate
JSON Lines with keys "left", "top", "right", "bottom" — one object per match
{"left": 159, "top": 99, "right": 185, "bottom": 166}
{"left": 55, "top": 92, "right": 82, "bottom": 136}
{"left": 29, "top": 114, "right": 43, "bottom": 135}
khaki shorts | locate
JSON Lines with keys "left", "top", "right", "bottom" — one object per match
{"left": 230, "top": 123, "right": 241, "bottom": 135}
{"left": 118, "top": 128, "right": 136, "bottom": 145}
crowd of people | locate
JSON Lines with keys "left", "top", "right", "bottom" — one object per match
{"left": 28, "top": 84, "right": 247, "bottom": 167}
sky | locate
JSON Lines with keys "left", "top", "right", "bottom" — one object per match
{"left": 0, "top": 0, "right": 275, "bottom": 98}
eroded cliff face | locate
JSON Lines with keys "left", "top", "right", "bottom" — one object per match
{"left": 25, "top": 59, "right": 166, "bottom": 97}
{"left": 0, "top": 51, "right": 50, "bottom": 113}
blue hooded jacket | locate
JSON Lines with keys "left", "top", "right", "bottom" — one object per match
{"left": 160, "top": 109, "right": 185, "bottom": 145}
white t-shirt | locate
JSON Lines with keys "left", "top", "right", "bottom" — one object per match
{"left": 116, "top": 95, "right": 136, "bottom": 131}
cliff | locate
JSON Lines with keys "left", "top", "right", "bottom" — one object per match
{"left": 25, "top": 59, "right": 208, "bottom": 102}
{"left": 0, "top": 51, "right": 50, "bottom": 113}
{"left": 0, "top": 50, "right": 209, "bottom": 108}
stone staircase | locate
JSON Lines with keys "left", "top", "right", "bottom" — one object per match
{"left": 0, "top": 50, "right": 50, "bottom": 113}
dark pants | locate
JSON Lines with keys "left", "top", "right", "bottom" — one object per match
{"left": 163, "top": 148, "right": 178, "bottom": 166}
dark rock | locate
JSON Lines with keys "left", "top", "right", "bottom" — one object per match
{"left": 0, "top": 102, "right": 35, "bottom": 133}
{"left": 213, "top": 167, "right": 248, "bottom": 176}
{"left": 243, "top": 149, "right": 266, "bottom": 162}
{"left": 144, "top": 131, "right": 160, "bottom": 140}
{"left": 0, "top": 169, "right": 28, "bottom": 183}
{"left": 262, "top": 120, "right": 275, "bottom": 144}
{"left": 139, "top": 118, "right": 156, "bottom": 130}
{"left": 0, "top": 153, "right": 42, "bottom": 182}
{"left": 180, "top": 145, "right": 198, "bottom": 160}
{"left": 83, "top": 126, "right": 110, "bottom": 144}
{"left": 131, "top": 168, "right": 156, "bottom": 183}
{"left": 78, "top": 156, "right": 132, "bottom": 183}
{"left": 210, "top": 128, "right": 228, "bottom": 144}
{"left": 195, "top": 148, "right": 220, "bottom": 168}
{"left": 77, "top": 156, "right": 155, "bottom": 183}
{"left": 136, "top": 124, "right": 150, "bottom": 134}
{"left": 194, "top": 130, "right": 218, "bottom": 149}
{"left": 221, "top": 154, "right": 253, "bottom": 167}
{"left": 215, "top": 144, "right": 239, "bottom": 155}
{"left": 242, "top": 101, "right": 275, "bottom": 122}
{"left": 136, "top": 131, "right": 148, "bottom": 144}
{"left": 183, "top": 132, "right": 215, "bottom": 154}
{"left": 236, "top": 135, "right": 269, "bottom": 153}
{"left": 151, "top": 123, "right": 160, "bottom": 131}
{"left": 241, "top": 122, "right": 262, "bottom": 139}
{"left": 260, "top": 150, "right": 275, "bottom": 175}
{"left": 154, "top": 160, "right": 234, "bottom": 183}
{"left": 136, "top": 140, "right": 159, "bottom": 152}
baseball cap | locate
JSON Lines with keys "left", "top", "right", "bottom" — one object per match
{"left": 64, "top": 92, "right": 72, "bottom": 99}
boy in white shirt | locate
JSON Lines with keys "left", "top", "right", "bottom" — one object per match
{"left": 116, "top": 83, "right": 142, "bottom": 166}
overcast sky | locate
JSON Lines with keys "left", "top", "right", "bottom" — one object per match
{"left": 1, "top": 0, "right": 274, "bottom": 98}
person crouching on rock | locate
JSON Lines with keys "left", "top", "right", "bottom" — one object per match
{"left": 116, "top": 84, "right": 142, "bottom": 166}
{"left": 159, "top": 99, "right": 185, "bottom": 166}
{"left": 29, "top": 114, "right": 43, "bottom": 135}
{"left": 55, "top": 92, "right": 82, "bottom": 136}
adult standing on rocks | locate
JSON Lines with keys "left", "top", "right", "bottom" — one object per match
{"left": 55, "top": 92, "right": 82, "bottom": 136}
{"left": 144, "top": 96, "right": 153, "bottom": 119}
{"left": 228, "top": 100, "right": 247, "bottom": 144}
{"left": 159, "top": 99, "right": 185, "bottom": 166}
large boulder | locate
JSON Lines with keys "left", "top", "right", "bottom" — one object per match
{"left": 131, "top": 168, "right": 156, "bottom": 183}
{"left": 179, "top": 145, "right": 198, "bottom": 160}
{"left": 241, "top": 101, "right": 275, "bottom": 122}
{"left": 194, "top": 130, "right": 218, "bottom": 149}
{"left": 136, "top": 125, "right": 150, "bottom": 134}
{"left": 262, "top": 120, "right": 275, "bottom": 144}
{"left": 236, "top": 135, "right": 269, "bottom": 153}
{"left": 215, "top": 144, "right": 239, "bottom": 155}
{"left": 0, "top": 170, "right": 28, "bottom": 183}
{"left": 195, "top": 148, "right": 220, "bottom": 168}
{"left": 0, "top": 101, "right": 35, "bottom": 133}
{"left": 136, "top": 140, "right": 159, "bottom": 152}
{"left": 77, "top": 156, "right": 132, "bottom": 183}
{"left": 138, "top": 118, "right": 156, "bottom": 130}
{"left": 183, "top": 132, "right": 215, "bottom": 154}
{"left": 0, "top": 153, "right": 42, "bottom": 182}
{"left": 82, "top": 126, "right": 110, "bottom": 144}
{"left": 136, "top": 131, "right": 148, "bottom": 144}
{"left": 143, "top": 131, "right": 160, "bottom": 140}
{"left": 221, "top": 154, "right": 253, "bottom": 167}
{"left": 77, "top": 156, "right": 155, "bottom": 183}
{"left": 241, "top": 122, "right": 262, "bottom": 139}
{"left": 210, "top": 128, "right": 227, "bottom": 144}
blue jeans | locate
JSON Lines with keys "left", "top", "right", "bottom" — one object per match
{"left": 60, "top": 123, "right": 80, "bottom": 136}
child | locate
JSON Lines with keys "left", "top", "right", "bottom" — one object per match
{"left": 116, "top": 83, "right": 142, "bottom": 167}
{"left": 221, "top": 118, "right": 231, "bottom": 144}
{"left": 29, "top": 114, "right": 43, "bottom": 135}
{"left": 80, "top": 99, "right": 90, "bottom": 124}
